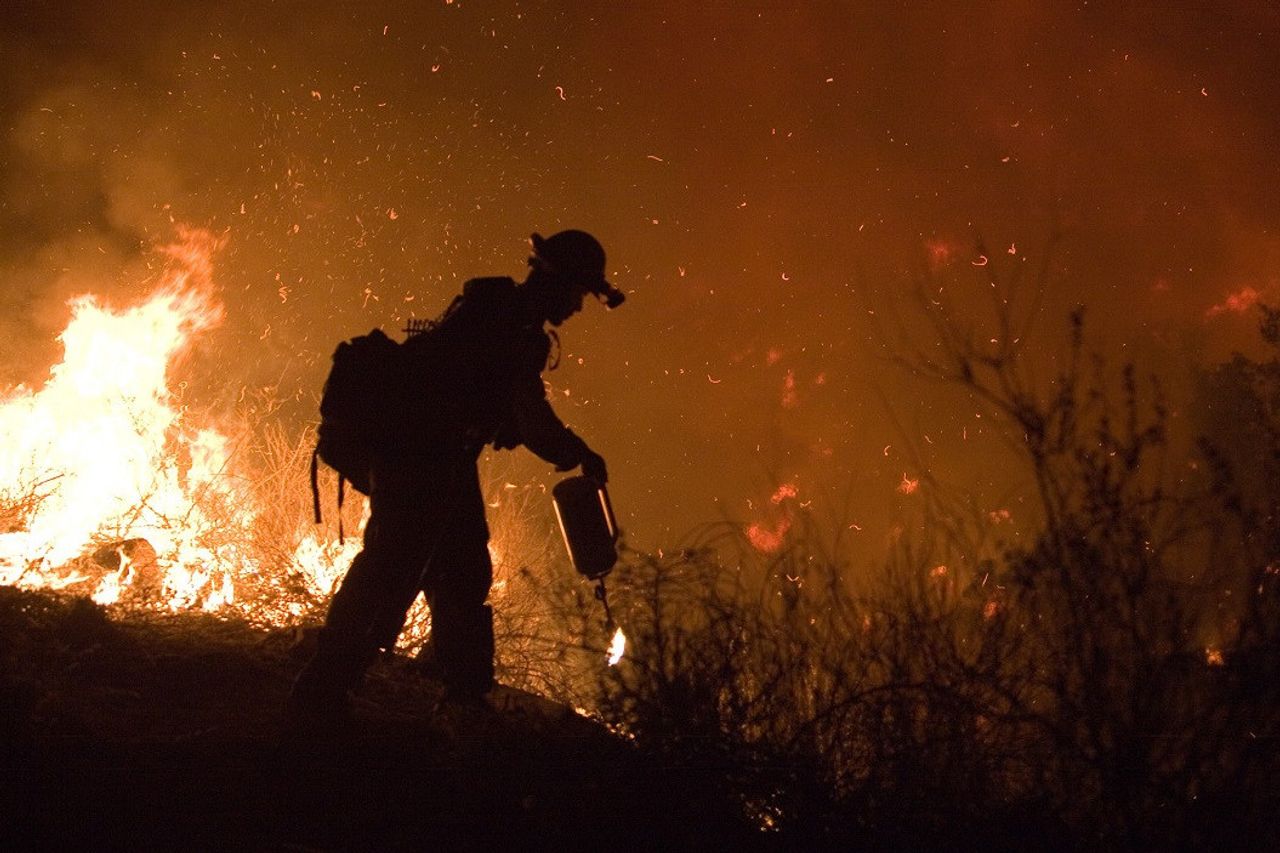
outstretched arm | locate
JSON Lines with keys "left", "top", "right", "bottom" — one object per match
{"left": 510, "top": 380, "right": 608, "bottom": 483}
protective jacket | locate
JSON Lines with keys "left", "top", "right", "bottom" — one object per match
{"left": 401, "top": 276, "right": 589, "bottom": 468}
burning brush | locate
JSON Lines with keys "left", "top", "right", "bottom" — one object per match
{"left": 0, "top": 230, "right": 356, "bottom": 619}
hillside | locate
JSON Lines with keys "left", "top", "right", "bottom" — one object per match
{"left": 0, "top": 586, "right": 750, "bottom": 849}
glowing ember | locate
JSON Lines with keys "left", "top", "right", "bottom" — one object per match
{"left": 770, "top": 483, "right": 799, "bottom": 504}
{"left": 781, "top": 370, "right": 799, "bottom": 408}
{"left": 747, "top": 517, "right": 791, "bottom": 553}
{"left": 1206, "top": 286, "right": 1263, "bottom": 317}
{"left": 607, "top": 625, "right": 627, "bottom": 666}
{"left": 925, "top": 238, "right": 956, "bottom": 269}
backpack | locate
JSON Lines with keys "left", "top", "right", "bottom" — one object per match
{"left": 309, "top": 279, "right": 538, "bottom": 537}
{"left": 309, "top": 327, "right": 406, "bottom": 537}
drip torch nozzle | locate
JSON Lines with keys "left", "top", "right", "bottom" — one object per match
{"left": 597, "top": 577, "right": 627, "bottom": 666}
{"left": 594, "top": 577, "right": 614, "bottom": 629}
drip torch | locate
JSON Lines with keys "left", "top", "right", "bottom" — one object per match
{"left": 552, "top": 475, "right": 624, "bottom": 663}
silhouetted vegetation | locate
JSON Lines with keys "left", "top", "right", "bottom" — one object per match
{"left": 563, "top": 302, "right": 1280, "bottom": 847}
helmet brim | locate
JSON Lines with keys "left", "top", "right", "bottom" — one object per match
{"left": 530, "top": 231, "right": 624, "bottom": 309}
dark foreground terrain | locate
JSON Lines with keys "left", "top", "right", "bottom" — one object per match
{"left": 0, "top": 586, "right": 749, "bottom": 850}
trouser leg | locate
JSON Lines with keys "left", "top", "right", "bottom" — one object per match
{"left": 428, "top": 602, "right": 494, "bottom": 696}
{"left": 292, "top": 495, "right": 432, "bottom": 707}
{"left": 425, "top": 525, "right": 495, "bottom": 696}
{"left": 292, "top": 447, "right": 487, "bottom": 706}
{"left": 291, "top": 551, "right": 390, "bottom": 706}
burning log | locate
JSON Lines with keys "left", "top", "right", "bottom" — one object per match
{"left": 47, "top": 538, "right": 164, "bottom": 606}
{"left": 90, "top": 538, "right": 162, "bottom": 606}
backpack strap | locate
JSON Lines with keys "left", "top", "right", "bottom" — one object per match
{"left": 311, "top": 445, "right": 348, "bottom": 542}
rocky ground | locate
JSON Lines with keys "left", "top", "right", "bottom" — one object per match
{"left": 0, "top": 586, "right": 750, "bottom": 850}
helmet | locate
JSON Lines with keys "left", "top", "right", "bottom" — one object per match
{"left": 530, "top": 230, "right": 626, "bottom": 309}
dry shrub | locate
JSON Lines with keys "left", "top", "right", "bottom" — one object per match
{"left": 0, "top": 474, "right": 60, "bottom": 536}
{"left": 566, "top": 299, "right": 1280, "bottom": 846}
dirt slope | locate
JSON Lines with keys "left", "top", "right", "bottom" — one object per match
{"left": 0, "top": 586, "right": 749, "bottom": 849}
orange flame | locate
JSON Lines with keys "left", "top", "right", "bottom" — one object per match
{"left": 0, "top": 230, "right": 356, "bottom": 616}
{"left": 607, "top": 626, "right": 627, "bottom": 666}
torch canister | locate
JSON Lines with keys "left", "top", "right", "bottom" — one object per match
{"left": 552, "top": 476, "right": 619, "bottom": 580}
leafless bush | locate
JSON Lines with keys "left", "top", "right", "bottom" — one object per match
{"left": 571, "top": 269, "right": 1280, "bottom": 844}
{"left": 896, "top": 262, "right": 1280, "bottom": 843}
{"left": 0, "top": 474, "right": 60, "bottom": 537}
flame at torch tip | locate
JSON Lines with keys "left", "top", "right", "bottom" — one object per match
{"left": 607, "top": 626, "right": 626, "bottom": 666}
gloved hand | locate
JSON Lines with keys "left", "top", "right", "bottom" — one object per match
{"left": 580, "top": 448, "right": 608, "bottom": 484}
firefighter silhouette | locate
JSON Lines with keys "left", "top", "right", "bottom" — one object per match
{"left": 291, "top": 230, "right": 623, "bottom": 710}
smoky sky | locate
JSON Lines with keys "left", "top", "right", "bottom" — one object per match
{"left": 2, "top": 1, "right": 1278, "bottom": 551}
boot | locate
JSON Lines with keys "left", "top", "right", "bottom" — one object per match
{"left": 435, "top": 604, "right": 495, "bottom": 701}
{"left": 287, "top": 628, "right": 376, "bottom": 719}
